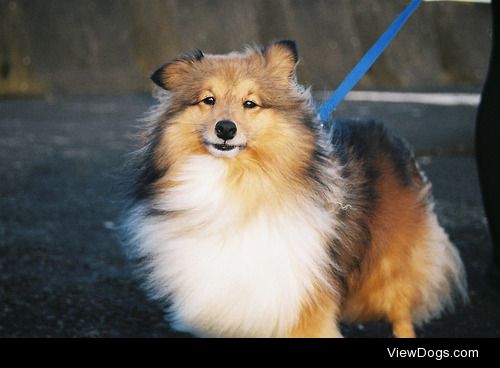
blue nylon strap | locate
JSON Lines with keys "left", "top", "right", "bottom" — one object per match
{"left": 317, "top": 0, "right": 422, "bottom": 122}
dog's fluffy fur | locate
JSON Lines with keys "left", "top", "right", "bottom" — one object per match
{"left": 122, "top": 41, "right": 467, "bottom": 337}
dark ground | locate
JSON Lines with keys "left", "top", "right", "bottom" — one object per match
{"left": 0, "top": 95, "right": 499, "bottom": 338}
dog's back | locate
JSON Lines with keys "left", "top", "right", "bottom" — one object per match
{"left": 324, "top": 120, "right": 467, "bottom": 337}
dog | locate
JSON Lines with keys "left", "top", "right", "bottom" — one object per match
{"left": 122, "top": 40, "right": 467, "bottom": 337}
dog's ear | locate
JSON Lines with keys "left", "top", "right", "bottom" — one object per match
{"left": 151, "top": 49, "right": 204, "bottom": 90}
{"left": 263, "top": 40, "right": 299, "bottom": 80}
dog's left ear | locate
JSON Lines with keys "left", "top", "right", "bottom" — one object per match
{"left": 263, "top": 40, "right": 299, "bottom": 80}
{"left": 151, "top": 49, "right": 204, "bottom": 90}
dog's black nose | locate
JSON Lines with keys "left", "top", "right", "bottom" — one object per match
{"left": 215, "top": 120, "right": 237, "bottom": 141}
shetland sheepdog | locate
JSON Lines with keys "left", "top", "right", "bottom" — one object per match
{"left": 122, "top": 40, "right": 467, "bottom": 337}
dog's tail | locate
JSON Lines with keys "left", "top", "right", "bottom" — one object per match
{"left": 412, "top": 211, "right": 468, "bottom": 326}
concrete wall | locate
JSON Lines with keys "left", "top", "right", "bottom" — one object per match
{"left": 0, "top": 0, "right": 492, "bottom": 96}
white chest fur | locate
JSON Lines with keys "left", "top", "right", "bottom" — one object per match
{"left": 127, "top": 155, "right": 335, "bottom": 337}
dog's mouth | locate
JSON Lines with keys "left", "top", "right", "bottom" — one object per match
{"left": 204, "top": 141, "right": 246, "bottom": 152}
{"left": 212, "top": 143, "right": 238, "bottom": 151}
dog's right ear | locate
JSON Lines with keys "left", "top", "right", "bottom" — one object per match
{"left": 263, "top": 40, "right": 299, "bottom": 80}
{"left": 151, "top": 49, "right": 204, "bottom": 90}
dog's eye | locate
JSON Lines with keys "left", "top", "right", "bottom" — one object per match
{"left": 243, "top": 100, "right": 257, "bottom": 109}
{"left": 201, "top": 97, "right": 215, "bottom": 105}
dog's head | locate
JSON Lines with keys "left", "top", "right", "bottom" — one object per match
{"left": 151, "top": 40, "right": 316, "bottom": 171}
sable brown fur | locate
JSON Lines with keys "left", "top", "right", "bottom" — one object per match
{"left": 123, "top": 41, "right": 467, "bottom": 338}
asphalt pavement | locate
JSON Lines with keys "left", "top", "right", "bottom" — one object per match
{"left": 0, "top": 95, "right": 498, "bottom": 337}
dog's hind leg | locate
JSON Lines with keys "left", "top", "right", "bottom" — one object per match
{"left": 388, "top": 307, "right": 416, "bottom": 338}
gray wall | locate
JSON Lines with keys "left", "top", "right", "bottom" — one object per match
{"left": 0, "top": 0, "right": 492, "bottom": 96}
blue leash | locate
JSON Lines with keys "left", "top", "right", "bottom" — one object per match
{"left": 317, "top": 0, "right": 422, "bottom": 123}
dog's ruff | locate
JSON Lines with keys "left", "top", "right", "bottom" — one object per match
{"left": 127, "top": 155, "right": 340, "bottom": 337}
